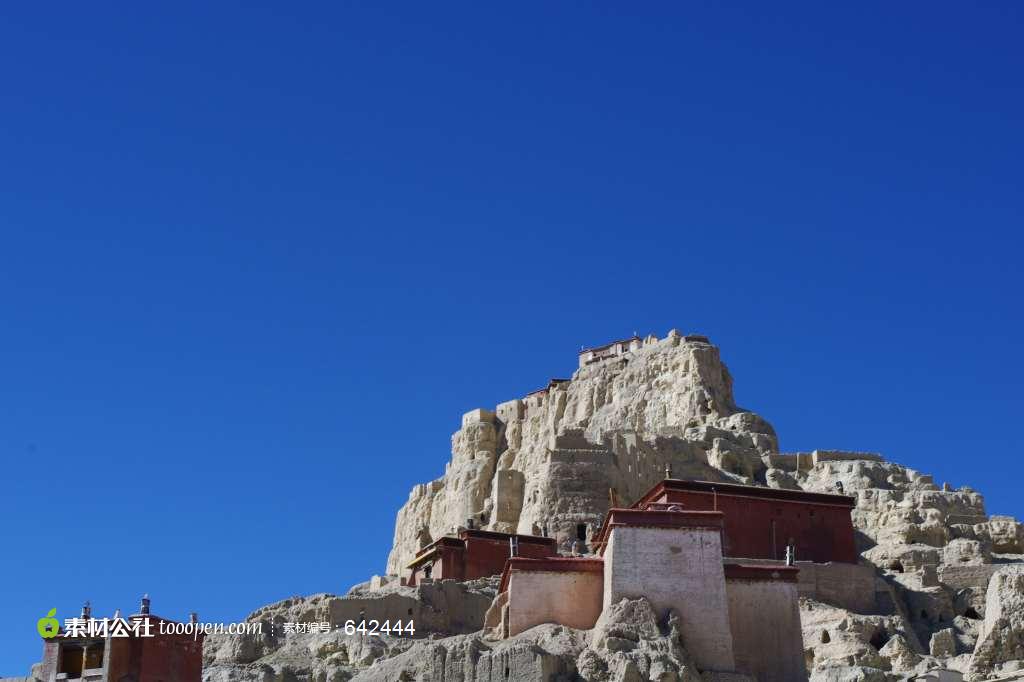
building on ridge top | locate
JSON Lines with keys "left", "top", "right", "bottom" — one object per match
{"left": 577, "top": 330, "right": 711, "bottom": 367}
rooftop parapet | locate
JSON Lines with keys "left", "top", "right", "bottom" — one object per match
{"left": 633, "top": 478, "right": 857, "bottom": 511}
{"left": 498, "top": 556, "right": 604, "bottom": 593}
{"left": 407, "top": 529, "right": 557, "bottom": 570}
{"left": 592, "top": 508, "right": 727, "bottom": 554}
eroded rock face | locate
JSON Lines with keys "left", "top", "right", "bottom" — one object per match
{"left": 340, "top": 597, "right": 708, "bottom": 682}
{"left": 387, "top": 333, "right": 777, "bottom": 575}
{"left": 202, "top": 580, "right": 500, "bottom": 681}
{"left": 584, "top": 597, "right": 702, "bottom": 682}
{"left": 989, "top": 517, "right": 1024, "bottom": 554}
{"left": 348, "top": 624, "right": 587, "bottom": 682}
{"left": 799, "top": 460, "right": 988, "bottom": 554}
{"left": 801, "top": 598, "right": 913, "bottom": 675}
{"left": 968, "top": 566, "right": 1024, "bottom": 679}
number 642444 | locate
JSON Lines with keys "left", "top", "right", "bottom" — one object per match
{"left": 343, "top": 619, "right": 415, "bottom": 636}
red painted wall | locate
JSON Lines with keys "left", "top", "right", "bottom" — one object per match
{"left": 654, "top": 488, "right": 857, "bottom": 563}
{"left": 409, "top": 544, "right": 461, "bottom": 585}
{"left": 135, "top": 631, "right": 204, "bottom": 682}
{"left": 37, "top": 621, "right": 203, "bottom": 682}
{"left": 408, "top": 532, "right": 557, "bottom": 585}
{"left": 461, "top": 534, "right": 554, "bottom": 580}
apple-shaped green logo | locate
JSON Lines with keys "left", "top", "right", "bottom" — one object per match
{"left": 37, "top": 608, "right": 59, "bottom": 638}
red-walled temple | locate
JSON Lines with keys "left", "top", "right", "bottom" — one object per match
{"left": 37, "top": 597, "right": 203, "bottom": 682}
{"left": 491, "top": 480, "right": 823, "bottom": 680}
{"left": 409, "top": 479, "right": 856, "bottom": 590}
{"left": 627, "top": 478, "right": 858, "bottom": 563}
{"left": 405, "top": 528, "right": 557, "bottom": 586}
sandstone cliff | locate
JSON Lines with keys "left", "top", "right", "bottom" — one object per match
{"left": 387, "top": 331, "right": 777, "bottom": 574}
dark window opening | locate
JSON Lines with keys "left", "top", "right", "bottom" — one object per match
{"left": 820, "top": 630, "right": 830, "bottom": 644}
{"left": 85, "top": 647, "right": 104, "bottom": 670}
{"left": 59, "top": 647, "right": 84, "bottom": 678}
{"left": 964, "top": 607, "right": 981, "bottom": 620}
{"left": 59, "top": 643, "right": 106, "bottom": 679}
{"left": 870, "top": 632, "right": 889, "bottom": 651}
{"left": 576, "top": 524, "right": 587, "bottom": 541}
{"left": 888, "top": 561, "right": 904, "bottom": 573}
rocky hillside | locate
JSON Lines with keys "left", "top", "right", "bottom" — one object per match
{"left": 388, "top": 331, "right": 777, "bottom": 574}
{"left": 198, "top": 330, "right": 1024, "bottom": 681}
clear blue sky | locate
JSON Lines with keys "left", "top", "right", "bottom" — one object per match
{"left": 2, "top": 2, "right": 1022, "bottom": 674}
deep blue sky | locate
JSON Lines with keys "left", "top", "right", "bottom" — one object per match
{"left": 2, "top": 2, "right": 1022, "bottom": 673}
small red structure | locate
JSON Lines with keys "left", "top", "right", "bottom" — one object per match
{"left": 406, "top": 529, "right": 557, "bottom": 586}
{"left": 37, "top": 597, "right": 203, "bottom": 682}
{"left": 631, "top": 479, "right": 857, "bottom": 563}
